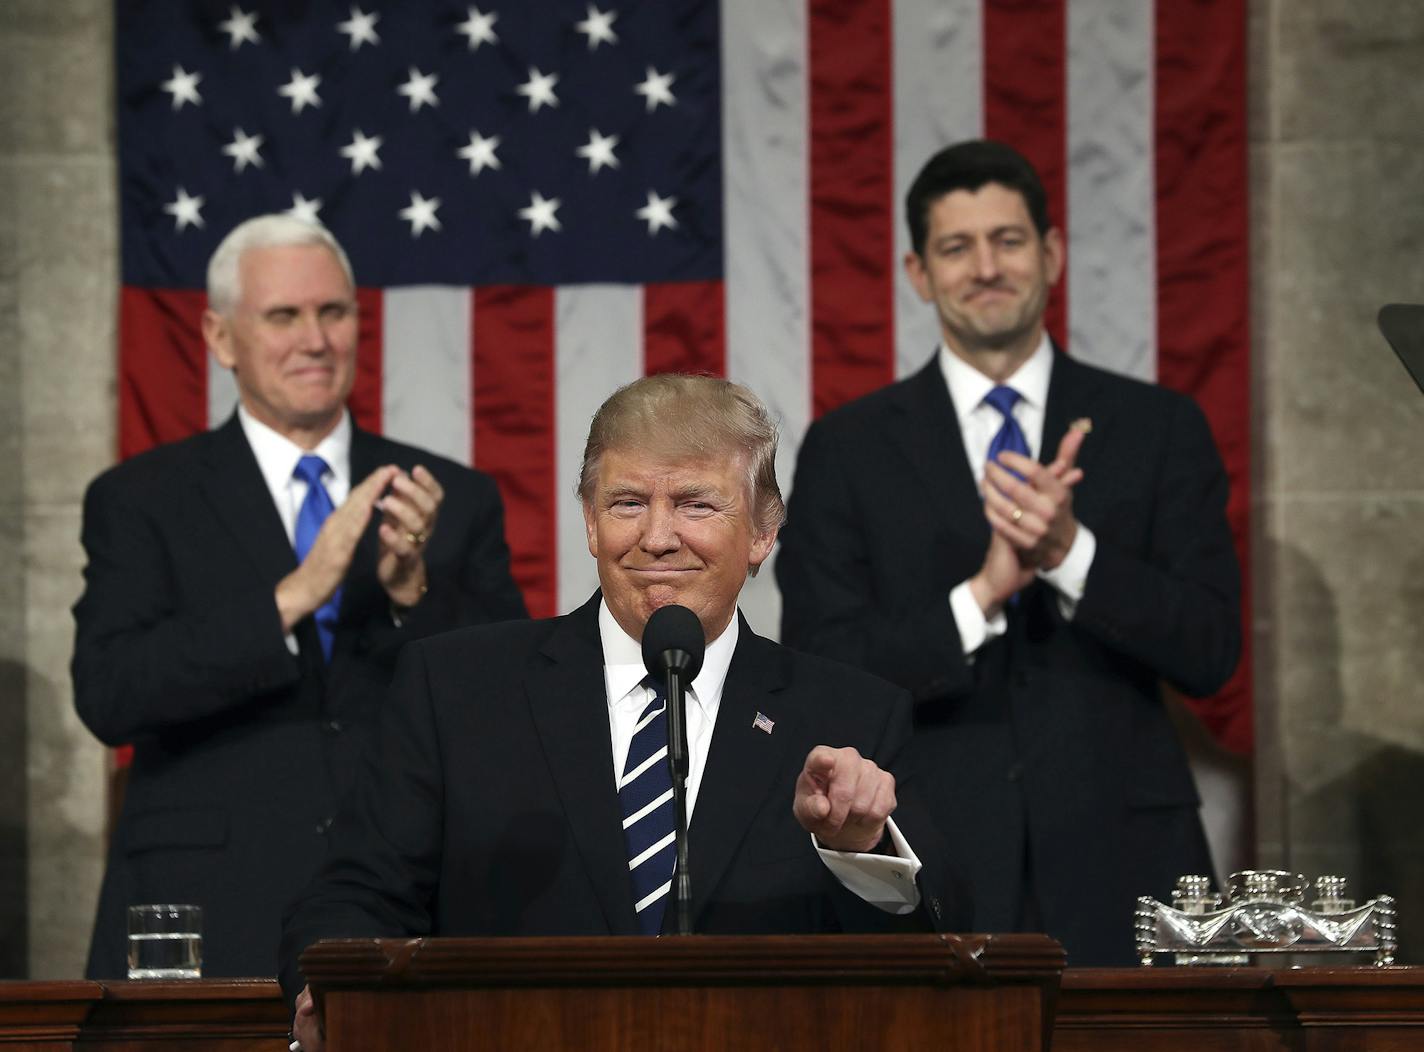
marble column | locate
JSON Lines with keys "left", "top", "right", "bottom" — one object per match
{"left": 0, "top": 0, "right": 115, "bottom": 978}
{"left": 1253, "top": 0, "right": 1424, "bottom": 960}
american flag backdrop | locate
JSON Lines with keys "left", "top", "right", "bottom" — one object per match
{"left": 116, "top": 0, "right": 1251, "bottom": 751}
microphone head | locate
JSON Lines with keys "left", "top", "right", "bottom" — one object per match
{"left": 641, "top": 604, "right": 706, "bottom": 681}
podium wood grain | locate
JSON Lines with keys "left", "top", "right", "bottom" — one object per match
{"left": 301, "top": 933, "right": 1066, "bottom": 1052}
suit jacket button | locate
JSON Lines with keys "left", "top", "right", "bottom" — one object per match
{"left": 315, "top": 817, "right": 333, "bottom": 835}
{"left": 324, "top": 719, "right": 343, "bottom": 734}
{"left": 1007, "top": 762, "right": 1024, "bottom": 782}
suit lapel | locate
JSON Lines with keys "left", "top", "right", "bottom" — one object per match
{"left": 1042, "top": 349, "right": 1108, "bottom": 481}
{"left": 885, "top": 357, "right": 989, "bottom": 546}
{"left": 197, "top": 416, "right": 298, "bottom": 587}
{"left": 525, "top": 596, "right": 639, "bottom": 934}
{"left": 688, "top": 619, "right": 800, "bottom": 923}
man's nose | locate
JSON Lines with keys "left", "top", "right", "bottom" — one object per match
{"left": 971, "top": 240, "right": 1000, "bottom": 280}
{"left": 296, "top": 312, "right": 331, "bottom": 352}
{"left": 640, "top": 503, "right": 681, "bottom": 553}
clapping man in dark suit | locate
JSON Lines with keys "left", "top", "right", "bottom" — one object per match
{"left": 776, "top": 140, "right": 1242, "bottom": 965}
{"left": 74, "top": 214, "right": 528, "bottom": 979}
{"left": 281, "top": 374, "right": 964, "bottom": 1052}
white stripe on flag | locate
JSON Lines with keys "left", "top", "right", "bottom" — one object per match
{"left": 722, "top": 0, "right": 809, "bottom": 641}
{"left": 1066, "top": 1, "right": 1156, "bottom": 382}
{"left": 555, "top": 285, "right": 641, "bottom": 615}
{"left": 382, "top": 286, "right": 473, "bottom": 463}
{"left": 208, "top": 353, "right": 239, "bottom": 428}
{"left": 892, "top": 0, "right": 984, "bottom": 379}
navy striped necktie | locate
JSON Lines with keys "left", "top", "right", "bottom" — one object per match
{"left": 619, "top": 676, "right": 676, "bottom": 935}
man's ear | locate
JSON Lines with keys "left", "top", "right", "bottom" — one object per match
{"left": 1042, "top": 227, "right": 1065, "bottom": 287}
{"left": 903, "top": 251, "right": 933, "bottom": 304}
{"left": 202, "top": 309, "right": 236, "bottom": 370}
{"left": 583, "top": 500, "right": 599, "bottom": 558}
{"left": 746, "top": 525, "right": 778, "bottom": 577}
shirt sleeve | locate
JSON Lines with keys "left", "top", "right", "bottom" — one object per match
{"left": 1036, "top": 521, "right": 1097, "bottom": 619}
{"left": 811, "top": 816, "right": 922, "bottom": 914}
{"left": 949, "top": 579, "right": 1007, "bottom": 656}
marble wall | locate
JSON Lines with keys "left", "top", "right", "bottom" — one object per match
{"left": 1, "top": 0, "right": 115, "bottom": 979}
{"left": 5, "top": 0, "right": 1424, "bottom": 977}
{"left": 1252, "top": 0, "right": 1424, "bottom": 959}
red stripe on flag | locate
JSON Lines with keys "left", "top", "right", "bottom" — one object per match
{"left": 118, "top": 287, "right": 208, "bottom": 459}
{"left": 982, "top": 0, "right": 1068, "bottom": 347}
{"left": 1155, "top": 0, "right": 1252, "bottom": 753}
{"left": 349, "top": 288, "right": 383, "bottom": 433}
{"left": 643, "top": 280, "right": 726, "bottom": 377}
{"left": 473, "top": 286, "right": 558, "bottom": 619}
{"left": 808, "top": 0, "right": 895, "bottom": 417}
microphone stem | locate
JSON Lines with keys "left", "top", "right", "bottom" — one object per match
{"left": 665, "top": 668, "right": 693, "bottom": 935}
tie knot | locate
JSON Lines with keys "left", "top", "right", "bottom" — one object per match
{"left": 983, "top": 385, "right": 1022, "bottom": 419}
{"left": 293, "top": 454, "right": 330, "bottom": 487}
{"left": 640, "top": 674, "right": 667, "bottom": 702}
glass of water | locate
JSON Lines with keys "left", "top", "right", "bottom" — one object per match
{"left": 127, "top": 904, "right": 202, "bottom": 979}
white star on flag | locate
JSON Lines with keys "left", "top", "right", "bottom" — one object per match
{"left": 456, "top": 6, "right": 498, "bottom": 50}
{"left": 159, "top": 65, "right": 202, "bottom": 110}
{"left": 397, "top": 68, "right": 440, "bottom": 112}
{"left": 277, "top": 69, "right": 322, "bottom": 114}
{"left": 518, "top": 191, "right": 562, "bottom": 236}
{"left": 340, "top": 129, "right": 383, "bottom": 175}
{"left": 399, "top": 191, "right": 443, "bottom": 237}
{"left": 286, "top": 192, "right": 323, "bottom": 224}
{"left": 635, "top": 190, "right": 677, "bottom": 235}
{"left": 336, "top": 6, "right": 380, "bottom": 50}
{"left": 163, "top": 187, "right": 205, "bottom": 231}
{"left": 576, "top": 129, "right": 620, "bottom": 174}
{"left": 217, "top": 6, "right": 260, "bottom": 49}
{"left": 457, "top": 131, "right": 501, "bottom": 176}
{"left": 221, "top": 127, "right": 264, "bottom": 172}
{"left": 516, "top": 67, "right": 559, "bottom": 113}
{"left": 634, "top": 66, "right": 676, "bottom": 112}
{"left": 574, "top": 5, "right": 618, "bottom": 50}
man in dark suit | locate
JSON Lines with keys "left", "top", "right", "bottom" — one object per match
{"left": 776, "top": 140, "right": 1241, "bottom": 965}
{"left": 73, "top": 215, "right": 528, "bottom": 979}
{"left": 281, "top": 374, "right": 963, "bottom": 1051}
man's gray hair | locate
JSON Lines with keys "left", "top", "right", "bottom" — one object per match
{"left": 578, "top": 374, "right": 787, "bottom": 536}
{"left": 206, "top": 214, "right": 355, "bottom": 315}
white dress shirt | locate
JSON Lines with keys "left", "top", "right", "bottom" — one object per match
{"left": 597, "top": 600, "right": 922, "bottom": 913}
{"left": 237, "top": 406, "right": 353, "bottom": 654}
{"left": 938, "top": 335, "right": 1097, "bottom": 655}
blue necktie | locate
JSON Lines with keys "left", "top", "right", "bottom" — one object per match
{"left": 984, "top": 385, "right": 1029, "bottom": 479}
{"left": 620, "top": 676, "right": 676, "bottom": 935}
{"left": 292, "top": 454, "right": 340, "bottom": 662}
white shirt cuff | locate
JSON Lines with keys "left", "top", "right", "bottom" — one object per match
{"left": 812, "top": 816, "right": 922, "bottom": 914}
{"left": 950, "top": 579, "right": 1006, "bottom": 657}
{"left": 1037, "top": 521, "right": 1096, "bottom": 619}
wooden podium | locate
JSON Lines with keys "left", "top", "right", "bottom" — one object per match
{"left": 301, "top": 933, "right": 1066, "bottom": 1051}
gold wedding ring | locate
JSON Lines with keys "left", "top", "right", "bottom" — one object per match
{"left": 1010, "top": 507, "right": 1023, "bottom": 523}
{"left": 406, "top": 530, "right": 428, "bottom": 546}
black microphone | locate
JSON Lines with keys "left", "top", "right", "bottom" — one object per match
{"left": 641, "top": 604, "right": 705, "bottom": 936}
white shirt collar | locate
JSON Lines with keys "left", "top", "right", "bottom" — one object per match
{"left": 937, "top": 332, "right": 1054, "bottom": 425}
{"left": 237, "top": 404, "right": 352, "bottom": 495}
{"left": 598, "top": 598, "right": 738, "bottom": 720}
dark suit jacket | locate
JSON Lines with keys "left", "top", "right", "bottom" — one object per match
{"left": 775, "top": 352, "right": 1241, "bottom": 965}
{"left": 73, "top": 415, "right": 528, "bottom": 978}
{"left": 278, "top": 596, "right": 964, "bottom": 1002}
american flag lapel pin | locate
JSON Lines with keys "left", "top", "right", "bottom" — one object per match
{"left": 752, "top": 711, "right": 774, "bottom": 735}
